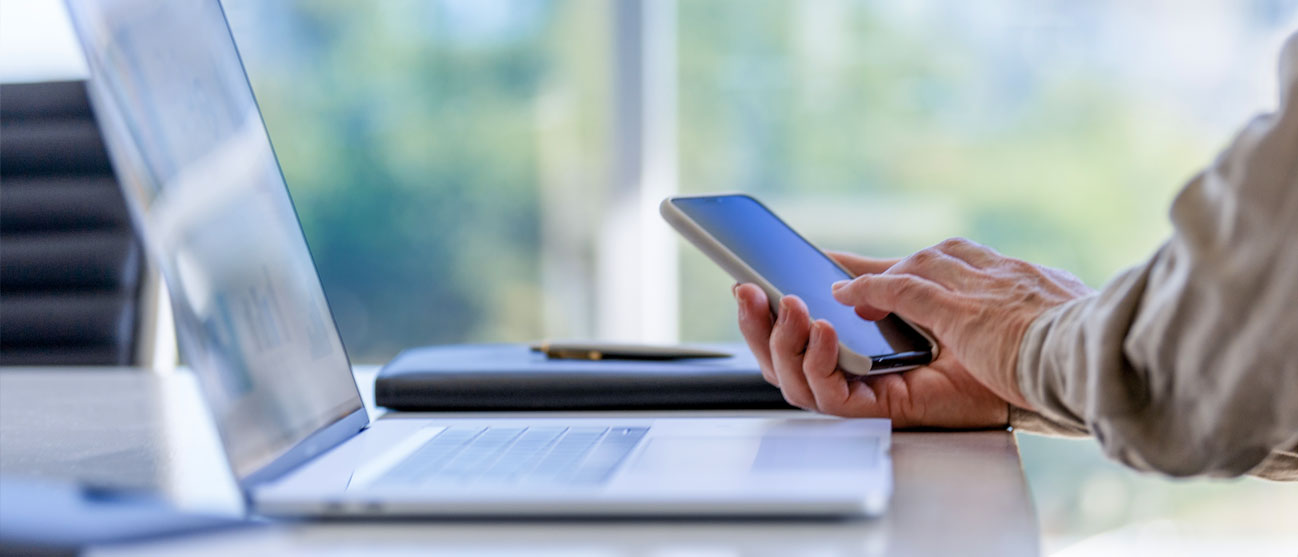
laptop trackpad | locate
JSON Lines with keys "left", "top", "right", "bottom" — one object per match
{"left": 630, "top": 435, "right": 879, "bottom": 475}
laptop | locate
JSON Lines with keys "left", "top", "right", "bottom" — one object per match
{"left": 64, "top": 0, "right": 893, "bottom": 518}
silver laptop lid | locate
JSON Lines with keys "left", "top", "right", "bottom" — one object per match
{"left": 64, "top": 0, "right": 368, "bottom": 486}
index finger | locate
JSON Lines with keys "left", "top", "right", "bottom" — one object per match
{"left": 831, "top": 273, "right": 951, "bottom": 331}
{"left": 826, "top": 251, "right": 901, "bottom": 277}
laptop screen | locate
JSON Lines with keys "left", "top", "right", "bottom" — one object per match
{"left": 65, "top": 0, "right": 365, "bottom": 480}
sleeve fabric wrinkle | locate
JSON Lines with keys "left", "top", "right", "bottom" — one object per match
{"left": 1011, "top": 34, "right": 1298, "bottom": 480}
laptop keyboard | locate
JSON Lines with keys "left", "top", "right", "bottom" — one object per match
{"left": 374, "top": 426, "right": 649, "bottom": 488}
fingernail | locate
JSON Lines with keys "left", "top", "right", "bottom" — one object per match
{"left": 831, "top": 280, "right": 849, "bottom": 291}
{"left": 732, "top": 283, "right": 740, "bottom": 298}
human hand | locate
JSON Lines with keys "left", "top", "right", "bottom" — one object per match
{"left": 733, "top": 251, "right": 1011, "bottom": 428}
{"left": 831, "top": 238, "right": 1094, "bottom": 410}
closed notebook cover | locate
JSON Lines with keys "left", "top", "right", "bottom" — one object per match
{"left": 375, "top": 343, "right": 794, "bottom": 411}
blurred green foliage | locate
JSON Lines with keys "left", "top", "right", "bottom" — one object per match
{"left": 676, "top": 0, "right": 1209, "bottom": 340}
{"left": 230, "top": 0, "right": 611, "bottom": 358}
{"left": 228, "top": 1, "right": 1296, "bottom": 549}
{"left": 233, "top": 0, "right": 1235, "bottom": 354}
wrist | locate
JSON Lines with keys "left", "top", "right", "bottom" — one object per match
{"left": 1011, "top": 299, "right": 1082, "bottom": 415}
{"left": 999, "top": 315, "right": 1041, "bottom": 412}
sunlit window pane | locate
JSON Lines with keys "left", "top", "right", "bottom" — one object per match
{"left": 677, "top": 0, "right": 1296, "bottom": 342}
{"left": 220, "top": 0, "right": 1296, "bottom": 552}
{"left": 226, "top": 0, "right": 612, "bottom": 361}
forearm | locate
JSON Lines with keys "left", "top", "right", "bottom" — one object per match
{"left": 1014, "top": 199, "right": 1298, "bottom": 478}
{"left": 1012, "top": 34, "right": 1298, "bottom": 479}
{"left": 1008, "top": 395, "right": 1298, "bottom": 481}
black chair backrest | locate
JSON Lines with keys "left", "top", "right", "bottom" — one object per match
{"left": 0, "top": 80, "right": 144, "bottom": 366}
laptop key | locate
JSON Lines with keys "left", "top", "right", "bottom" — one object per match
{"left": 525, "top": 428, "right": 609, "bottom": 480}
{"left": 567, "top": 427, "right": 649, "bottom": 485}
{"left": 477, "top": 427, "right": 568, "bottom": 481}
{"left": 376, "top": 425, "right": 647, "bottom": 488}
{"left": 434, "top": 427, "right": 526, "bottom": 478}
{"left": 374, "top": 426, "right": 485, "bottom": 485}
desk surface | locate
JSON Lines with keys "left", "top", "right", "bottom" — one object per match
{"left": 0, "top": 368, "right": 1040, "bottom": 556}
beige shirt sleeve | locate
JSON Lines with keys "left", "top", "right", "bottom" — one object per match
{"left": 1012, "top": 34, "right": 1298, "bottom": 480}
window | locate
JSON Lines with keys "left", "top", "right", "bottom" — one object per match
{"left": 225, "top": 1, "right": 1296, "bottom": 552}
{"left": 226, "top": 1, "right": 615, "bottom": 358}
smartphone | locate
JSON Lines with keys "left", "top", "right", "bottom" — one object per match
{"left": 660, "top": 193, "right": 937, "bottom": 375}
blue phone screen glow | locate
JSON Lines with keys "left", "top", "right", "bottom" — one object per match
{"left": 674, "top": 194, "right": 930, "bottom": 360}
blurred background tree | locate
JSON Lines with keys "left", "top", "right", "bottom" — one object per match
{"left": 229, "top": 0, "right": 613, "bottom": 357}
{"left": 224, "top": 0, "right": 1298, "bottom": 553}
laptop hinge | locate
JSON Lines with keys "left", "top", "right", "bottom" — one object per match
{"left": 238, "top": 407, "right": 370, "bottom": 492}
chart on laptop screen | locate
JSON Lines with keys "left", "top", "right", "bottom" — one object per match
{"left": 66, "top": 0, "right": 363, "bottom": 479}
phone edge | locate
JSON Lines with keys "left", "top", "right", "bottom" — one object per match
{"left": 661, "top": 194, "right": 878, "bottom": 375}
{"left": 659, "top": 193, "right": 940, "bottom": 376}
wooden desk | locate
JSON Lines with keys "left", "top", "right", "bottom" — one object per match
{"left": 0, "top": 368, "right": 1040, "bottom": 556}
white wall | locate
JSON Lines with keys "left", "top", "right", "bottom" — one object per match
{"left": 0, "top": 0, "right": 86, "bottom": 82}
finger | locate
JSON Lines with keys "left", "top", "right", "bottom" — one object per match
{"left": 770, "top": 296, "right": 816, "bottom": 409}
{"left": 834, "top": 376, "right": 893, "bottom": 420}
{"left": 735, "top": 284, "right": 778, "bottom": 386}
{"left": 825, "top": 252, "right": 900, "bottom": 321}
{"left": 854, "top": 304, "right": 890, "bottom": 322}
{"left": 802, "top": 320, "right": 850, "bottom": 414}
{"left": 933, "top": 237, "right": 1001, "bottom": 268}
{"left": 826, "top": 251, "right": 900, "bottom": 277}
{"left": 886, "top": 247, "right": 977, "bottom": 290}
{"left": 829, "top": 283, "right": 892, "bottom": 321}
{"left": 855, "top": 373, "right": 914, "bottom": 427}
{"left": 832, "top": 274, "right": 952, "bottom": 331}
{"left": 821, "top": 371, "right": 895, "bottom": 421}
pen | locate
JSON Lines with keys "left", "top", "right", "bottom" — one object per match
{"left": 530, "top": 342, "right": 732, "bottom": 361}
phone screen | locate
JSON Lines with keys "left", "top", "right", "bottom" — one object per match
{"left": 672, "top": 194, "right": 932, "bottom": 361}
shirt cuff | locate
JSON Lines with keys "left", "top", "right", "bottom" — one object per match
{"left": 1247, "top": 446, "right": 1298, "bottom": 481}
{"left": 1008, "top": 405, "right": 1090, "bottom": 437}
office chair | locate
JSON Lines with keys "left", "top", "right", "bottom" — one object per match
{"left": 0, "top": 80, "right": 159, "bottom": 366}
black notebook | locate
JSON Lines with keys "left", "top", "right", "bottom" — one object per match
{"left": 374, "top": 343, "right": 794, "bottom": 411}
